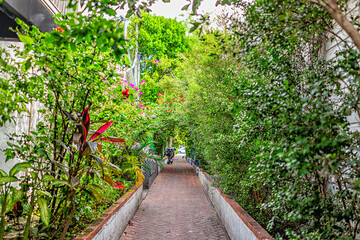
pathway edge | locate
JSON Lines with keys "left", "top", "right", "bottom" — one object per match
{"left": 188, "top": 158, "right": 274, "bottom": 240}
{"left": 74, "top": 184, "right": 144, "bottom": 240}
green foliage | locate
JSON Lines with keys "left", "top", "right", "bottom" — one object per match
{"left": 0, "top": 48, "right": 28, "bottom": 126}
{"left": 235, "top": 1, "right": 360, "bottom": 238}
{"left": 126, "top": 12, "right": 191, "bottom": 153}
{"left": 0, "top": 1, "right": 165, "bottom": 239}
{"left": 3, "top": 0, "right": 359, "bottom": 239}
{"left": 174, "top": 32, "right": 271, "bottom": 224}
{"left": 127, "top": 13, "right": 190, "bottom": 107}
{"left": 174, "top": 0, "right": 360, "bottom": 238}
{"left": 130, "top": 13, "right": 190, "bottom": 60}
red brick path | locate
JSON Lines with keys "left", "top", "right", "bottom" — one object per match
{"left": 120, "top": 155, "right": 230, "bottom": 240}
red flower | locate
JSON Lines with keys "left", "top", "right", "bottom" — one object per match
{"left": 56, "top": 27, "right": 64, "bottom": 33}
{"left": 180, "top": 99, "right": 185, "bottom": 102}
{"left": 170, "top": 110, "right": 173, "bottom": 112}
{"left": 113, "top": 181, "right": 125, "bottom": 190}
{"left": 122, "top": 89, "right": 130, "bottom": 98}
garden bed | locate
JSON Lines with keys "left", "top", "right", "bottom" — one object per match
{"left": 187, "top": 158, "right": 273, "bottom": 240}
{"left": 74, "top": 184, "right": 144, "bottom": 240}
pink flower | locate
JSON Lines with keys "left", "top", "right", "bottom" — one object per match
{"left": 140, "top": 79, "right": 146, "bottom": 84}
{"left": 134, "top": 87, "right": 139, "bottom": 91}
{"left": 130, "top": 83, "right": 135, "bottom": 87}
{"left": 139, "top": 104, "right": 144, "bottom": 109}
{"left": 139, "top": 91, "right": 143, "bottom": 96}
{"left": 181, "top": 99, "right": 185, "bottom": 102}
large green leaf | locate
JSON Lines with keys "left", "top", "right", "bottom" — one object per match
{"left": 3, "top": 194, "right": 11, "bottom": 213}
{"left": 11, "top": 188, "right": 23, "bottom": 203}
{"left": 0, "top": 176, "right": 18, "bottom": 185}
{"left": 9, "top": 162, "right": 33, "bottom": 177}
{"left": 0, "top": 169, "right": 7, "bottom": 177}
{"left": 41, "top": 174, "right": 57, "bottom": 182}
{"left": 37, "top": 198, "right": 50, "bottom": 226}
{"left": 18, "top": 34, "right": 34, "bottom": 45}
{"left": 5, "top": 188, "right": 24, "bottom": 213}
{"left": 30, "top": 172, "right": 37, "bottom": 180}
{"left": 51, "top": 180, "right": 71, "bottom": 188}
{"left": 36, "top": 190, "right": 52, "bottom": 198}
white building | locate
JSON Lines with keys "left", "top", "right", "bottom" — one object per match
{"left": 0, "top": 0, "right": 68, "bottom": 173}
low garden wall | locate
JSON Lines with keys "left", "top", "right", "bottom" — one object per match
{"left": 75, "top": 184, "right": 144, "bottom": 240}
{"left": 188, "top": 158, "right": 273, "bottom": 240}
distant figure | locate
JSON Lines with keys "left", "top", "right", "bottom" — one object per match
{"left": 165, "top": 148, "right": 175, "bottom": 164}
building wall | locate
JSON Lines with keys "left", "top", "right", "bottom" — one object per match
{"left": 0, "top": 40, "right": 43, "bottom": 174}
{"left": 0, "top": 0, "right": 71, "bottom": 173}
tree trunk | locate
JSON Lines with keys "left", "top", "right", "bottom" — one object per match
{"left": 0, "top": 190, "right": 8, "bottom": 240}
{"left": 23, "top": 190, "right": 36, "bottom": 240}
{"left": 59, "top": 192, "right": 76, "bottom": 240}
{"left": 307, "top": 0, "right": 360, "bottom": 52}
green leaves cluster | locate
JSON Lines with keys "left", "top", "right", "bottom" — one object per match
{"left": 174, "top": 0, "right": 360, "bottom": 239}
{"left": 130, "top": 12, "right": 190, "bottom": 60}
{"left": 0, "top": 1, "right": 162, "bottom": 239}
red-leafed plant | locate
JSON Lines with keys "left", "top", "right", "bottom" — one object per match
{"left": 51, "top": 105, "right": 127, "bottom": 238}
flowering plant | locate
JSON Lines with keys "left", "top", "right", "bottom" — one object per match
{"left": 113, "top": 181, "right": 125, "bottom": 190}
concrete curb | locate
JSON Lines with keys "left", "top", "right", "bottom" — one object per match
{"left": 75, "top": 184, "right": 144, "bottom": 240}
{"left": 187, "top": 158, "right": 273, "bottom": 240}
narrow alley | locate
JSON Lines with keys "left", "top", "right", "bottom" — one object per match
{"left": 120, "top": 155, "right": 230, "bottom": 240}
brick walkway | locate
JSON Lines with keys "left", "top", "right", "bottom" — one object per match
{"left": 120, "top": 155, "right": 230, "bottom": 240}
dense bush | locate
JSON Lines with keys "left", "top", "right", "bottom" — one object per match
{"left": 0, "top": 1, "right": 168, "bottom": 239}
{"left": 175, "top": 0, "right": 360, "bottom": 238}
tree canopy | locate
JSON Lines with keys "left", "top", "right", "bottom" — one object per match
{"left": 129, "top": 12, "right": 190, "bottom": 60}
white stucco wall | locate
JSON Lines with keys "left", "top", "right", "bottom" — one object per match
{"left": 198, "top": 171, "right": 259, "bottom": 240}
{"left": 92, "top": 186, "right": 144, "bottom": 240}
{"left": 0, "top": 40, "right": 43, "bottom": 174}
